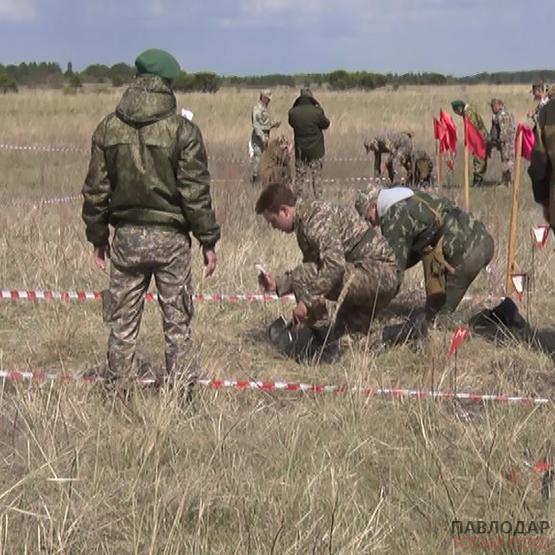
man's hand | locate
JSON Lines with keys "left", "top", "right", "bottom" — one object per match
{"left": 258, "top": 271, "right": 276, "bottom": 293}
{"left": 94, "top": 245, "right": 110, "bottom": 273}
{"left": 292, "top": 301, "right": 308, "bottom": 326}
{"left": 203, "top": 248, "right": 217, "bottom": 277}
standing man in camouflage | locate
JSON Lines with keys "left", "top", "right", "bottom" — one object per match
{"left": 288, "top": 88, "right": 330, "bottom": 199}
{"left": 451, "top": 100, "right": 488, "bottom": 187}
{"left": 529, "top": 93, "right": 555, "bottom": 232}
{"left": 82, "top": 49, "right": 220, "bottom": 394}
{"left": 489, "top": 98, "right": 516, "bottom": 186}
{"left": 256, "top": 183, "right": 399, "bottom": 349}
{"left": 355, "top": 184, "right": 493, "bottom": 322}
{"left": 364, "top": 132, "right": 413, "bottom": 184}
{"left": 250, "top": 90, "right": 280, "bottom": 183}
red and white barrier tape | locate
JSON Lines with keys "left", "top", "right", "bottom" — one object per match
{"left": 0, "top": 142, "right": 369, "bottom": 164}
{"left": 0, "top": 370, "right": 548, "bottom": 405}
{"left": 4, "top": 194, "right": 81, "bottom": 208}
{"left": 0, "top": 289, "right": 294, "bottom": 303}
{"left": 0, "top": 288, "right": 501, "bottom": 306}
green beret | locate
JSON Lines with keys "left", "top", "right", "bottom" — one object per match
{"left": 451, "top": 100, "right": 465, "bottom": 111}
{"left": 135, "top": 49, "right": 181, "bottom": 81}
{"left": 355, "top": 184, "right": 381, "bottom": 218}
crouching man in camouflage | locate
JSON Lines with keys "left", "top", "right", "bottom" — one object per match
{"left": 355, "top": 185, "right": 493, "bottom": 323}
{"left": 256, "top": 184, "right": 399, "bottom": 360}
{"left": 82, "top": 49, "right": 220, "bottom": 394}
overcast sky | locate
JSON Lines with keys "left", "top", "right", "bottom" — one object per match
{"left": 0, "top": 0, "right": 553, "bottom": 76}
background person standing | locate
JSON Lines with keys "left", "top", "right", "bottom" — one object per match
{"left": 288, "top": 88, "right": 330, "bottom": 199}
{"left": 250, "top": 89, "right": 280, "bottom": 183}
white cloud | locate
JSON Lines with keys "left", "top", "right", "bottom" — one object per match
{"left": 0, "top": 0, "right": 36, "bottom": 21}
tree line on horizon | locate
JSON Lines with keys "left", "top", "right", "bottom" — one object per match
{"left": 0, "top": 61, "right": 554, "bottom": 94}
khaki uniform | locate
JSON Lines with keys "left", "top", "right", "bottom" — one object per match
{"left": 464, "top": 104, "right": 488, "bottom": 184}
{"left": 250, "top": 100, "right": 275, "bottom": 180}
{"left": 275, "top": 200, "right": 399, "bottom": 336}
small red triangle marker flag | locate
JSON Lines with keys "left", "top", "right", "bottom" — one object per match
{"left": 448, "top": 326, "right": 470, "bottom": 357}
{"left": 511, "top": 273, "right": 527, "bottom": 301}
{"left": 531, "top": 225, "right": 550, "bottom": 249}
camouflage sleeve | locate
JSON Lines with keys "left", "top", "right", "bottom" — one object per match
{"left": 252, "top": 105, "right": 272, "bottom": 139}
{"left": 290, "top": 210, "right": 345, "bottom": 306}
{"left": 380, "top": 216, "right": 410, "bottom": 273}
{"left": 176, "top": 122, "right": 221, "bottom": 248}
{"left": 499, "top": 113, "right": 515, "bottom": 143}
{"left": 529, "top": 109, "right": 550, "bottom": 206}
{"left": 82, "top": 119, "right": 111, "bottom": 247}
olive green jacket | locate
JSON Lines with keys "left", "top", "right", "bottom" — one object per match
{"left": 82, "top": 74, "right": 220, "bottom": 248}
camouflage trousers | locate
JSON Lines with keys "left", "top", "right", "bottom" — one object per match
{"left": 293, "top": 159, "right": 324, "bottom": 200}
{"left": 491, "top": 141, "right": 515, "bottom": 175}
{"left": 250, "top": 133, "right": 267, "bottom": 180}
{"left": 472, "top": 155, "right": 487, "bottom": 180}
{"left": 426, "top": 232, "right": 494, "bottom": 319}
{"left": 103, "top": 225, "right": 195, "bottom": 382}
{"left": 292, "top": 260, "right": 399, "bottom": 337}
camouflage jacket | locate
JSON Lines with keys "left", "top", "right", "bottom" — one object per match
{"left": 82, "top": 74, "right": 220, "bottom": 249}
{"left": 464, "top": 104, "right": 488, "bottom": 137}
{"left": 490, "top": 108, "right": 516, "bottom": 145}
{"left": 373, "top": 132, "right": 412, "bottom": 154}
{"left": 251, "top": 101, "right": 274, "bottom": 140}
{"left": 379, "top": 191, "right": 492, "bottom": 274}
{"left": 276, "top": 200, "right": 398, "bottom": 306}
{"left": 529, "top": 98, "right": 555, "bottom": 209}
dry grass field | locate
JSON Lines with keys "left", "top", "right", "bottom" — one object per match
{"left": 0, "top": 84, "right": 553, "bottom": 553}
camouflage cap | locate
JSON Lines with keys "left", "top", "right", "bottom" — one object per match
{"left": 532, "top": 82, "right": 546, "bottom": 93}
{"left": 451, "top": 100, "right": 465, "bottom": 111}
{"left": 354, "top": 184, "right": 381, "bottom": 218}
{"left": 135, "top": 49, "right": 181, "bottom": 81}
{"left": 260, "top": 89, "right": 272, "bottom": 99}
{"left": 490, "top": 97, "right": 503, "bottom": 106}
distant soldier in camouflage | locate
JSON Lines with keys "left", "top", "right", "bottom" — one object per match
{"left": 413, "top": 150, "right": 434, "bottom": 188}
{"left": 256, "top": 184, "right": 399, "bottom": 344}
{"left": 250, "top": 90, "right": 281, "bottom": 183}
{"left": 82, "top": 49, "right": 220, "bottom": 393}
{"left": 529, "top": 94, "right": 555, "bottom": 231}
{"left": 451, "top": 100, "right": 488, "bottom": 187}
{"left": 288, "top": 88, "right": 330, "bottom": 199}
{"left": 489, "top": 98, "right": 516, "bottom": 186}
{"left": 364, "top": 132, "right": 413, "bottom": 184}
{"left": 355, "top": 185, "right": 494, "bottom": 322}
{"left": 528, "top": 82, "right": 549, "bottom": 125}
{"left": 257, "top": 135, "right": 293, "bottom": 186}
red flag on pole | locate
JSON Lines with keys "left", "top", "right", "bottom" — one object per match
{"left": 464, "top": 116, "right": 487, "bottom": 160}
{"left": 433, "top": 117, "right": 444, "bottom": 141}
{"left": 448, "top": 326, "right": 470, "bottom": 357}
{"left": 515, "top": 124, "right": 535, "bottom": 161}
{"left": 440, "top": 110, "right": 458, "bottom": 152}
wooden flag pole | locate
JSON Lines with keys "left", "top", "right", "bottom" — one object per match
{"left": 436, "top": 140, "right": 442, "bottom": 188}
{"left": 463, "top": 144, "right": 470, "bottom": 211}
{"left": 505, "top": 130, "right": 523, "bottom": 295}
